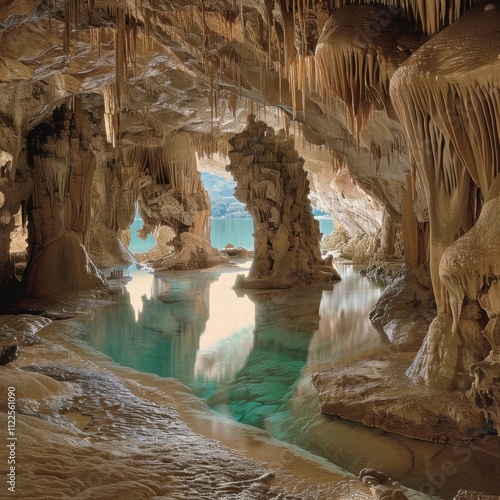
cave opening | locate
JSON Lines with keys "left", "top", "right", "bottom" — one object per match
{"left": 127, "top": 205, "right": 157, "bottom": 255}
{"left": 200, "top": 170, "right": 254, "bottom": 250}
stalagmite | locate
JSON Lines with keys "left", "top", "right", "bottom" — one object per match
{"left": 227, "top": 116, "right": 340, "bottom": 289}
{"left": 439, "top": 195, "right": 500, "bottom": 428}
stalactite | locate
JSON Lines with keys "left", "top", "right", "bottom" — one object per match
{"left": 275, "top": 0, "right": 295, "bottom": 76}
{"left": 143, "top": 8, "right": 153, "bottom": 52}
{"left": 102, "top": 84, "right": 119, "bottom": 148}
{"left": 115, "top": 7, "right": 130, "bottom": 111}
{"left": 315, "top": 5, "right": 400, "bottom": 142}
{"left": 123, "top": 142, "right": 164, "bottom": 184}
{"left": 191, "top": 132, "right": 231, "bottom": 159}
{"left": 91, "top": 28, "right": 102, "bottom": 58}
{"left": 329, "top": 0, "right": 479, "bottom": 34}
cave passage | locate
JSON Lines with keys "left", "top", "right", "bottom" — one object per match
{"left": 201, "top": 170, "right": 335, "bottom": 250}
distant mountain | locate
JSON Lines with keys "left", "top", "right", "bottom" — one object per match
{"left": 201, "top": 172, "right": 250, "bottom": 218}
{"left": 200, "top": 171, "right": 331, "bottom": 219}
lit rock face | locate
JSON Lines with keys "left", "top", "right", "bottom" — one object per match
{"left": 299, "top": 145, "right": 398, "bottom": 262}
{"left": 391, "top": 3, "right": 500, "bottom": 420}
{"left": 227, "top": 117, "right": 340, "bottom": 289}
{"left": 22, "top": 100, "right": 105, "bottom": 298}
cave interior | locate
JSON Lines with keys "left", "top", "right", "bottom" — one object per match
{"left": 1, "top": 0, "right": 500, "bottom": 498}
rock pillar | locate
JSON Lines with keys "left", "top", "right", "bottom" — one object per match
{"left": 23, "top": 100, "right": 104, "bottom": 298}
{"left": 227, "top": 116, "right": 340, "bottom": 289}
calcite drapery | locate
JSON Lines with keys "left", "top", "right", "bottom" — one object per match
{"left": 315, "top": 4, "right": 405, "bottom": 138}
{"left": 122, "top": 132, "right": 227, "bottom": 271}
{"left": 23, "top": 100, "right": 104, "bottom": 298}
{"left": 227, "top": 116, "right": 340, "bottom": 289}
{"left": 391, "top": 4, "right": 500, "bottom": 405}
{"left": 129, "top": 133, "right": 211, "bottom": 242}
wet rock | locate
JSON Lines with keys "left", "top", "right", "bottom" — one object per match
{"left": 454, "top": 491, "right": 500, "bottom": 500}
{"left": 311, "top": 354, "right": 486, "bottom": 443}
{"left": 0, "top": 342, "right": 19, "bottom": 365}
{"left": 359, "top": 468, "right": 411, "bottom": 499}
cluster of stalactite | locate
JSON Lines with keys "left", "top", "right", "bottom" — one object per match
{"left": 1, "top": 0, "right": 487, "bottom": 164}
{"left": 227, "top": 115, "right": 340, "bottom": 289}
{"left": 314, "top": 5, "right": 408, "bottom": 139}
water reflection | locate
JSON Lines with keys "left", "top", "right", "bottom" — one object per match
{"left": 307, "top": 263, "right": 390, "bottom": 372}
{"left": 78, "top": 263, "right": 500, "bottom": 499}
{"left": 194, "top": 272, "right": 255, "bottom": 387}
{"left": 126, "top": 269, "right": 154, "bottom": 321}
{"left": 81, "top": 265, "right": 257, "bottom": 398}
{"left": 82, "top": 262, "right": 388, "bottom": 429}
{"left": 207, "top": 286, "right": 324, "bottom": 429}
{"left": 82, "top": 267, "right": 216, "bottom": 386}
{"left": 81, "top": 264, "right": 385, "bottom": 421}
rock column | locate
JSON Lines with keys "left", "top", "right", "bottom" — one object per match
{"left": 227, "top": 116, "right": 340, "bottom": 289}
{"left": 23, "top": 100, "right": 104, "bottom": 298}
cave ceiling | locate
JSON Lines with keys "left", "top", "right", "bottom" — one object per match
{"left": 0, "top": 0, "right": 497, "bottom": 235}
{"left": 0, "top": 0, "right": 481, "bottom": 154}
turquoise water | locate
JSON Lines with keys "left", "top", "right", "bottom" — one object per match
{"left": 78, "top": 263, "right": 384, "bottom": 426}
{"left": 209, "top": 218, "right": 254, "bottom": 250}
{"left": 209, "top": 217, "right": 334, "bottom": 250}
{"left": 74, "top": 263, "right": 500, "bottom": 498}
{"left": 128, "top": 217, "right": 335, "bottom": 253}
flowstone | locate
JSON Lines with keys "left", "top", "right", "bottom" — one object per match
{"left": 22, "top": 101, "right": 104, "bottom": 298}
{"left": 227, "top": 117, "right": 340, "bottom": 289}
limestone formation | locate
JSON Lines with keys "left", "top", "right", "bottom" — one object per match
{"left": 438, "top": 196, "right": 500, "bottom": 426}
{"left": 117, "top": 132, "right": 227, "bottom": 270}
{"left": 390, "top": 4, "right": 500, "bottom": 425}
{"left": 0, "top": 0, "right": 500, "bottom": 477}
{"left": 22, "top": 100, "right": 105, "bottom": 298}
{"left": 227, "top": 117, "right": 340, "bottom": 288}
